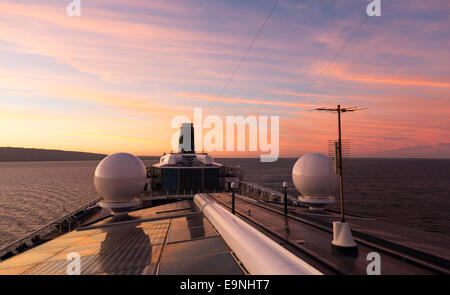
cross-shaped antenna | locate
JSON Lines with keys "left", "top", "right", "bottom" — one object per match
{"left": 311, "top": 106, "right": 368, "bottom": 112}
{"left": 310, "top": 105, "right": 367, "bottom": 222}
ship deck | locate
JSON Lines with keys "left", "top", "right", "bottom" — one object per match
{"left": 1, "top": 193, "right": 448, "bottom": 275}
{"left": 0, "top": 201, "right": 245, "bottom": 275}
{"left": 205, "top": 193, "right": 449, "bottom": 275}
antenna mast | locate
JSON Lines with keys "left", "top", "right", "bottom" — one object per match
{"left": 311, "top": 105, "right": 367, "bottom": 222}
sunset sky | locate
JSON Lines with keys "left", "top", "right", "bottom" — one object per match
{"left": 1, "top": 0, "right": 449, "bottom": 158}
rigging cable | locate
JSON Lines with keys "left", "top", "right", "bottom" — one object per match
{"left": 219, "top": 0, "right": 280, "bottom": 97}
{"left": 300, "top": 15, "right": 371, "bottom": 99}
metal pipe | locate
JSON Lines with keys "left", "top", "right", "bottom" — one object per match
{"left": 194, "top": 194, "right": 322, "bottom": 275}
{"left": 337, "top": 105, "right": 345, "bottom": 222}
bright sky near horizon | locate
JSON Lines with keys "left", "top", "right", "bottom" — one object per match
{"left": 0, "top": 0, "right": 449, "bottom": 158}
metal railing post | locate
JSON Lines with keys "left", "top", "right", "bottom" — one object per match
{"left": 231, "top": 182, "right": 236, "bottom": 214}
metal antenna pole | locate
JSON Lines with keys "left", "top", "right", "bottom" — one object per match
{"left": 309, "top": 105, "right": 367, "bottom": 223}
{"left": 337, "top": 105, "right": 345, "bottom": 222}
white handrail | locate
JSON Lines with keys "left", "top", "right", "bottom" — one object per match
{"left": 194, "top": 194, "right": 322, "bottom": 275}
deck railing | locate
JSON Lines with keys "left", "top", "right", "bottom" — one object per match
{"left": 0, "top": 196, "right": 103, "bottom": 259}
{"left": 236, "top": 180, "right": 299, "bottom": 205}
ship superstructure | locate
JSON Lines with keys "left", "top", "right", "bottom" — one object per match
{"left": 149, "top": 123, "right": 225, "bottom": 193}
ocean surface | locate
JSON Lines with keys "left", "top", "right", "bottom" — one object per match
{"left": 0, "top": 158, "right": 449, "bottom": 248}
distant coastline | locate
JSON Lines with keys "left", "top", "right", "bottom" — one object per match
{"left": 1, "top": 147, "right": 449, "bottom": 162}
{"left": 0, "top": 147, "right": 107, "bottom": 162}
{"left": 0, "top": 147, "right": 163, "bottom": 162}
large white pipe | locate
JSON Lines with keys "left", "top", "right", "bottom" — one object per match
{"left": 194, "top": 194, "right": 322, "bottom": 275}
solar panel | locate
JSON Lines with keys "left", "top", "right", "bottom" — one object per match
{"left": 158, "top": 252, "right": 244, "bottom": 275}
{"left": 0, "top": 202, "right": 244, "bottom": 275}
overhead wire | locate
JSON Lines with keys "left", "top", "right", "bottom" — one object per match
{"left": 218, "top": 0, "right": 281, "bottom": 97}
{"left": 298, "top": 15, "right": 371, "bottom": 100}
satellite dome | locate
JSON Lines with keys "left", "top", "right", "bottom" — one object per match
{"left": 94, "top": 153, "right": 147, "bottom": 202}
{"left": 292, "top": 153, "right": 338, "bottom": 199}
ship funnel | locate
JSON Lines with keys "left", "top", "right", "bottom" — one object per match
{"left": 179, "top": 123, "right": 195, "bottom": 153}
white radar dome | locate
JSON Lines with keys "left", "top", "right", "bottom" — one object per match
{"left": 292, "top": 153, "right": 338, "bottom": 199}
{"left": 94, "top": 153, "right": 147, "bottom": 202}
